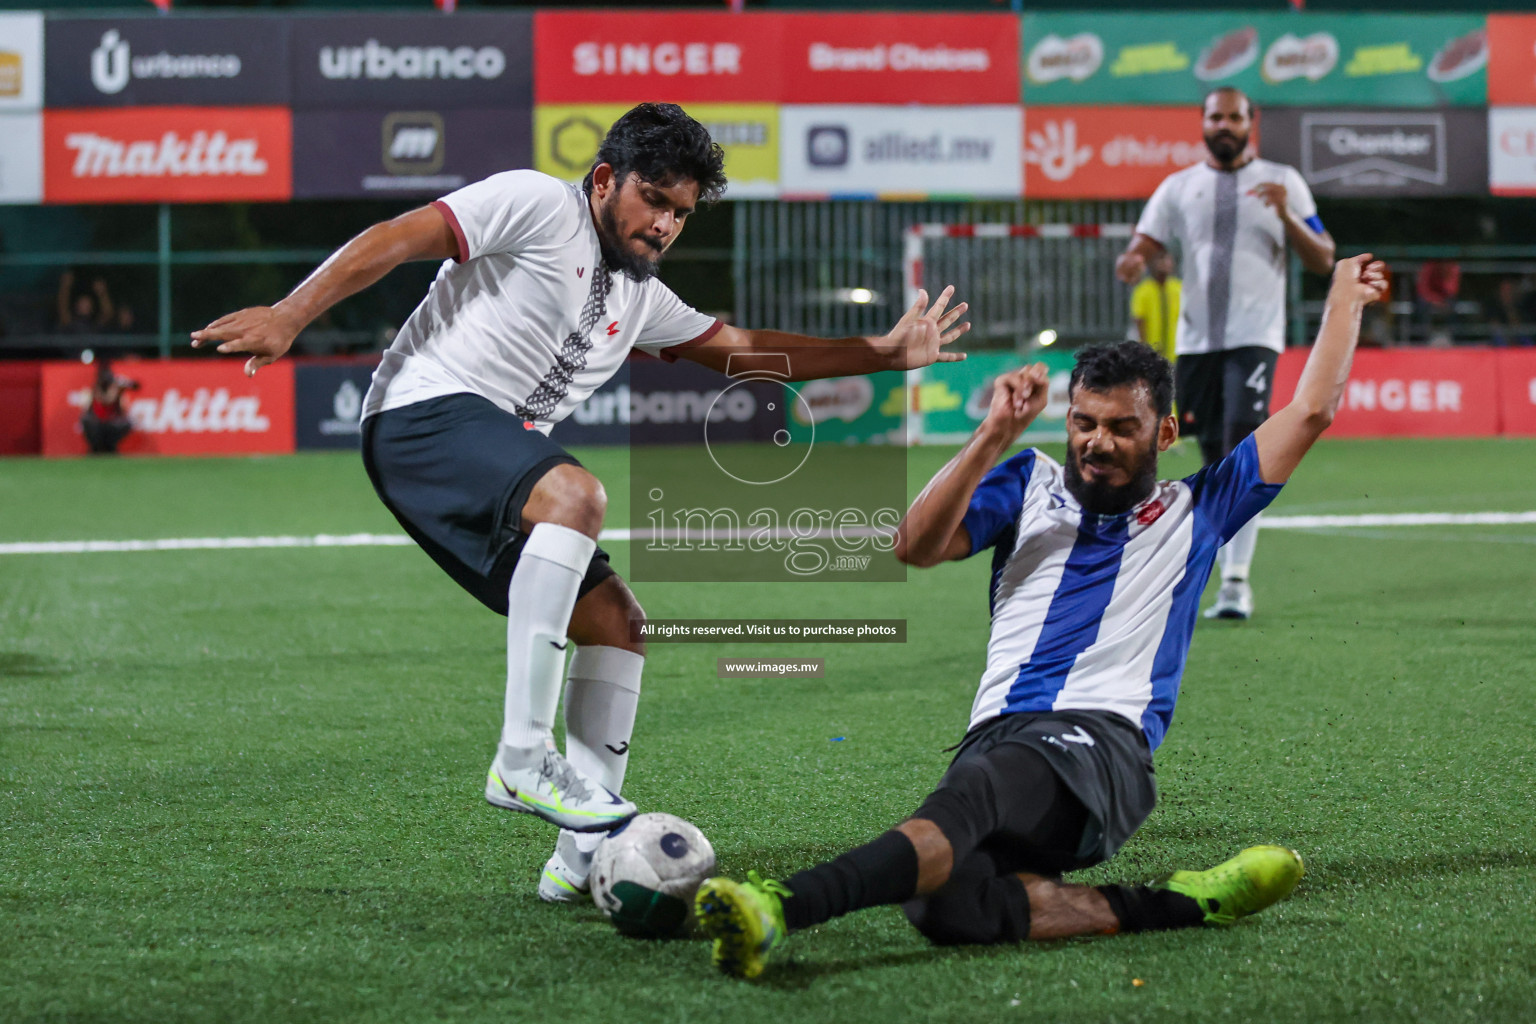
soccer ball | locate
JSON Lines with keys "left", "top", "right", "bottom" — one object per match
{"left": 590, "top": 812, "right": 716, "bottom": 938}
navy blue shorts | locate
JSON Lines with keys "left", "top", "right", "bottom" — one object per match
{"left": 361, "top": 393, "right": 615, "bottom": 615}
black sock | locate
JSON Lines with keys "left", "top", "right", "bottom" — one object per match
{"left": 1096, "top": 884, "right": 1206, "bottom": 933}
{"left": 780, "top": 830, "right": 919, "bottom": 931}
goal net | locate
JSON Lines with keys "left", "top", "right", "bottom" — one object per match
{"left": 901, "top": 222, "right": 1136, "bottom": 444}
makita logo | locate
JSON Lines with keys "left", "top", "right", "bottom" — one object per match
{"left": 319, "top": 40, "right": 506, "bottom": 81}
{"left": 807, "top": 42, "right": 990, "bottom": 73}
{"left": 91, "top": 29, "right": 241, "bottom": 96}
{"left": 70, "top": 386, "right": 271, "bottom": 433}
{"left": 1324, "top": 127, "right": 1432, "bottom": 157}
{"left": 131, "top": 388, "right": 271, "bottom": 433}
{"left": 65, "top": 131, "right": 268, "bottom": 178}
{"left": 572, "top": 41, "right": 742, "bottom": 77}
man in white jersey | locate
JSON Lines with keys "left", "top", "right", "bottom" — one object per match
{"left": 190, "top": 104, "right": 970, "bottom": 901}
{"left": 694, "top": 255, "right": 1388, "bottom": 980}
{"left": 1115, "top": 87, "right": 1336, "bottom": 620}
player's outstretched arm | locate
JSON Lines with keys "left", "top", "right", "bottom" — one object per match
{"left": 190, "top": 205, "right": 458, "bottom": 377}
{"left": 678, "top": 286, "right": 970, "bottom": 381}
{"left": 1252, "top": 254, "right": 1387, "bottom": 484}
{"left": 894, "top": 363, "right": 1050, "bottom": 567}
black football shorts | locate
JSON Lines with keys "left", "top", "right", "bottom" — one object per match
{"left": 361, "top": 393, "right": 615, "bottom": 615}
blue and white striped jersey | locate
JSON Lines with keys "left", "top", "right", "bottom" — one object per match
{"left": 960, "top": 434, "right": 1282, "bottom": 751}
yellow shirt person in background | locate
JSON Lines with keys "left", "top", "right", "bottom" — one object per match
{"left": 1130, "top": 249, "right": 1181, "bottom": 365}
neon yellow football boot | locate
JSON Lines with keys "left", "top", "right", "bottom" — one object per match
{"left": 1156, "top": 844, "right": 1305, "bottom": 926}
{"left": 694, "top": 871, "right": 790, "bottom": 979}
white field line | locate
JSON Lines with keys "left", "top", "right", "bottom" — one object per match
{"left": 1, "top": 512, "right": 1533, "bottom": 556}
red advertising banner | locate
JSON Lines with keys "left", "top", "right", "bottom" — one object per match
{"left": 0, "top": 360, "right": 42, "bottom": 455}
{"left": 1273, "top": 348, "right": 1499, "bottom": 438}
{"left": 1024, "top": 106, "right": 1205, "bottom": 199}
{"left": 1487, "top": 15, "right": 1536, "bottom": 106}
{"left": 43, "top": 107, "right": 292, "bottom": 204}
{"left": 41, "top": 360, "right": 295, "bottom": 457}
{"left": 534, "top": 11, "right": 1018, "bottom": 105}
{"left": 777, "top": 13, "right": 1018, "bottom": 105}
{"left": 535, "top": 11, "right": 779, "bottom": 104}
{"left": 1494, "top": 349, "right": 1536, "bottom": 436}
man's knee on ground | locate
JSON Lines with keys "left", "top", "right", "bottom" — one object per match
{"left": 903, "top": 877, "right": 1028, "bottom": 946}
{"left": 526, "top": 465, "right": 607, "bottom": 539}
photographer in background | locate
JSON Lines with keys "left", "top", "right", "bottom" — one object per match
{"left": 80, "top": 359, "right": 138, "bottom": 455}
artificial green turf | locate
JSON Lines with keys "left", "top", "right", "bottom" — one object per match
{"left": 2, "top": 441, "right": 1534, "bottom": 1023}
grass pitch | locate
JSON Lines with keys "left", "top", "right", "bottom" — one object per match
{"left": 2, "top": 439, "right": 1535, "bottom": 1023}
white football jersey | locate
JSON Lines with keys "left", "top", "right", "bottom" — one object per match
{"left": 1135, "top": 158, "right": 1320, "bottom": 356}
{"left": 960, "top": 435, "right": 1282, "bottom": 751}
{"left": 363, "top": 169, "right": 720, "bottom": 432}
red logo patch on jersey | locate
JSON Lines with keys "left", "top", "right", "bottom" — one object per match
{"left": 1136, "top": 499, "right": 1166, "bottom": 526}
{"left": 523, "top": 421, "right": 537, "bottom": 431}
{"left": 606, "top": 321, "right": 620, "bottom": 336}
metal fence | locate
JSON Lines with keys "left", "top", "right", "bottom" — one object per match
{"left": 732, "top": 199, "right": 1145, "bottom": 346}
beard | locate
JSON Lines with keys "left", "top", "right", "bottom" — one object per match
{"left": 597, "top": 196, "right": 663, "bottom": 282}
{"left": 1204, "top": 129, "right": 1248, "bottom": 164}
{"left": 1064, "top": 440, "right": 1160, "bottom": 517}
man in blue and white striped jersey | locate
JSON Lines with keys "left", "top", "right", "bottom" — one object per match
{"left": 695, "top": 254, "right": 1389, "bottom": 980}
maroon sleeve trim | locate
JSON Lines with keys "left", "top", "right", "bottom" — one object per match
{"left": 431, "top": 199, "right": 469, "bottom": 264}
{"left": 659, "top": 319, "right": 725, "bottom": 362}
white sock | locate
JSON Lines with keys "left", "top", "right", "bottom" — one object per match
{"left": 1221, "top": 515, "right": 1261, "bottom": 582}
{"left": 501, "top": 523, "right": 596, "bottom": 751}
{"left": 561, "top": 645, "right": 645, "bottom": 855}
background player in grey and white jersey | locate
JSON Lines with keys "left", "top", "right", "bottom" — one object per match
{"left": 190, "top": 104, "right": 971, "bottom": 902}
{"left": 1115, "top": 87, "right": 1336, "bottom": 620}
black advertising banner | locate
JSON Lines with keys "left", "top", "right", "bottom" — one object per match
{"left": 1261, "top": 107, "right": 1488, "bottom": 197}
{"left": 45, "top": 16, "right": 289, "bottom": 107}
{"left": 288, "top": 13, "right": 533, "bottom": 110}
{"left": 292, "top": 108, "right": 531, "bottom": 199}
{"left": 550, "top": 358, "right": 785, "bottom": 448}
{"left": 294, "top": 361, "right": 375, "bottom": 450}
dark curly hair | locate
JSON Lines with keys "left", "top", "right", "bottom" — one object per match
{"left": 1069, "top": 341, "right": 1175, "bottom": 419}
{"left": 581, "top": 103, "right": 728, "bottom": 204}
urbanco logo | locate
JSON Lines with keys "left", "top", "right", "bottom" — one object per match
{"left": 319, "top": 40, "right": 505, "bottom": 81}
{"left": 90, "top": 29, "right": 243, "bottom": 96}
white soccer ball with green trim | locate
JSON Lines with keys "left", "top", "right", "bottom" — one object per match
{"left": 590, "top": 812, "right": 715, "bottom": 937}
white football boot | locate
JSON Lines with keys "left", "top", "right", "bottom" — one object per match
{"left": 538, "top": 830, "right": 597, "bottom": 903}
{"left": 1203, "top": 579, "right": 1254, "bottom": 620}
{"left": 485, "top": 741, "right": 636, "bottom": 833}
